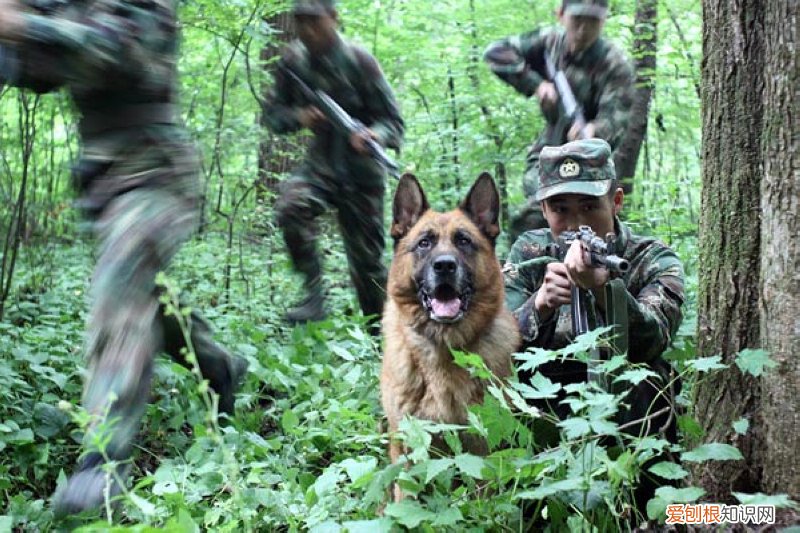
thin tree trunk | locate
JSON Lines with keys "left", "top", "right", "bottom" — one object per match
{"left": 613, "top": 0, "right": 657, "bottom": 194}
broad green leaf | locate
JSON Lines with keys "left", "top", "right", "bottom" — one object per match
{"left": 383, "top": 500, "right": 435, "bottom": 528}
{"left": 454, "top": 454, "right": 485, "bottom": 479}
{"left": 735, "top": 348, "right": 777, "bottom": 377}
{"left": 686, "top": 355, "right": 727, "bottom": 372}
{"left": 732, "top": 492, "right": 799, "bottom": 509}
{"left": 452, "top": 350, "right": 492, "bottom": 379}
{"left": 342, "top": 518, "right": 393, "bottom": 533}
{"left": 128, "top": 492, "right": 156, "bottom": 516}
{"left": 425, "top": 458, "right": 455, "bottom": 484}
{"left": 654, "top": 486, "right": 705, "bottom": 503}
{"left": 515, "top": 477, "right": 587, "bottom": 500}
{"left": 281, "top": 410, "right": 299, "bottom": 433}
{"left": 648, "top": 461, "right": 689, "bottom": 480}
{"left": 681, "top": 443, "right": 743, "bottom": 462}
{"left": 558, "top": 417, "right": 591, "bottom": 439}
{"left": 340, "top": 457, "right": 377, "bottom": 484}
{"left": 432, "top": 507, "right": 463, "bottom": 526}
{"left": 614, "top": 367, "right": 658, "bottom": 385}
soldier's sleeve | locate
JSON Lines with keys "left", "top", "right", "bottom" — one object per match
{"left": 354, "top": 48, "right": 404, "bottom": 150}
{"left": 262, "top": 49, "right": 304, "bottom": 134}
{"left": 623, "top": 247, "right": 685, "bottom": 363}
{"left": 16, "top": 0, "right": 177, "bottom": 86}
{"left": 591, "top": 48, "right": 635, "bottom": 149}
{"left": 504, "top": 234, "right": 558, "bottom": 345}
{"left": 483, "top": 30, "right": 548, "bottom": 97}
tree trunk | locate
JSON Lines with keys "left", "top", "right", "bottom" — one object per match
{"left": 613, "top": 0, "right": 657, "bottom": 195}
{"left": 758, "top": 0, "right": 799, "bottom": 499}
{"left": 696, "top": 0, "right": 800, "bottom": 507}
{"left": 694, "top": 0, "right": 764, "bottom": 502}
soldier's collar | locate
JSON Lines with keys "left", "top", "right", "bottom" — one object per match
{"left": 614, "top": 217, "right": 629, "bottom": 254}
{"left": 566, "top": 37, "right": 605, "bottom": 65}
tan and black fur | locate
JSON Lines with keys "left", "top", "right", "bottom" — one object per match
{"left": 380, "top": 173, "right": 520, "bottom": 494}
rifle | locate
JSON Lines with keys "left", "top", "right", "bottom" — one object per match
{"left": 279, "top": 64, "right": 400, "bottom": 178}
{"left": 505, "top": 225, "right": 629, "bottom": 388}
{"left": 543, "top": 49, "right": 591, "bottom": 140}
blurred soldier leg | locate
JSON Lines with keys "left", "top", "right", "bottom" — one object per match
{"left": 335, "top": 181, "right": 387, "bottom": 332}
{"left": 275, "top": 171, "right": 331, "bottom": 324}
{"left": 54, "top": 187, "right": 245, "bottom": 515}
{"left": 509, "top": 156, "right": 547, "bottom": 242}
{"left": 160, "top": 306, "right": 249, "bottom": 418}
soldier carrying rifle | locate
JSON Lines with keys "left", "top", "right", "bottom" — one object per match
{"left": 263, "top": 0, "right": 404, "bottom": 328}
{"left": 484, "top": 0, "right": 635, "bottom": 238}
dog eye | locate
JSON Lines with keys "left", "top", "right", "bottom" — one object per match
{"left": 456, "top": 235, "right": 472, "bottom": 247}
{"left": 417, "top": 238, "right": 431, "bottom": 250}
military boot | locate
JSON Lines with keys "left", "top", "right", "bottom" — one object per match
{"left": 285, "top": 285, "right": 327, "bottom": 325}
{"left": 52, "top": 453, "right": 129, "bottom": 518}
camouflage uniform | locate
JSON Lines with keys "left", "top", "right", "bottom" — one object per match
{"left": 504, "top": 139, "right": 684, "bottom": 512}
{"left": 263, "top": 7, "right": 404, "bottom": 323}
{"left": 0, "top": 0, "right": 247, "bottom": 515}
{"left": 484, "top": 0, "right": 634, "bottom": 235}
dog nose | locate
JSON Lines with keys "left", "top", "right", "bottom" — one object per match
{"left": 433, "top": 255, "right": 457, "bottom": 275}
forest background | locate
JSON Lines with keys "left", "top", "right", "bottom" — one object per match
{"left": 0, "top": 0, "right": 796, "bottom": 531}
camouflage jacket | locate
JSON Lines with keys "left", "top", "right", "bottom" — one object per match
{"left": 0, "top": 0, "right": 199, "bottom": 208}
{"left": 485, "top": 27, "right": 634, "bottom": 158}
{"left": 504, "top": 220, "right": 684, "bottom": 365}
{"left": 263, "top": 35, "right": 404, "bottom": 180}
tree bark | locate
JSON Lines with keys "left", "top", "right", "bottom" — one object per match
{"left": 758, "top": 0, "right": 799, "bottom": 499}
{"left": 694, "top": 0, "right": 764, "bottom": 502}
{"left": 696, "top": 0, "right": 800, "bottom": 507}
{"left": 613, "top": 0, "right": 657, "bottom": 195}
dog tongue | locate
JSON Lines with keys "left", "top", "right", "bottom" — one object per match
{"left": 431, "top": 298, "right": 461, "bottom": 318}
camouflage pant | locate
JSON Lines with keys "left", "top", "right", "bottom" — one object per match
{"left": 275, "top": 168, "right": 387, "bottom": 318}
{"left": 509, "top": 154, "right": 547, "bottom": 242}
{"left": 81, "top": 181, "right": 241, "bottom": 461}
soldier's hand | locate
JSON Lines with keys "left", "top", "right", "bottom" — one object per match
{"left": 534, "top": 262, "right": 572, "bottom": 320}
{"left": 535, "top": 81, "right": 558, "bottom": 112}
{"left": 568, "top": 121, "right": 596, "bottom": 141}
{"left": 0, "top": 0, "right": 26, "bottom": 42}
{"left": 297, "top": 106, "right": 327, "bottom": 132}
{"left": 563, "top": 239, "right": 609, "bottom": 290}
{"left": 350, "top": 128, "right": 377, "bottom": 155}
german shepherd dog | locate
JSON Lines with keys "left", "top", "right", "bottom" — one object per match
{"left": 380, "top": 173, "right": 520, "bottom": 496}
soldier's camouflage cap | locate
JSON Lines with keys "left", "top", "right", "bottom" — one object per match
{"left": 562, "top": 0, "right": 608, "bottom": 18}
{"left": 535, "top": 138, "right": 616, "bottom": 201}
{"left": 292, "top": 0, "right": 336, "bottom": 16}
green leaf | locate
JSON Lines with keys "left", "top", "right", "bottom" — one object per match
{"left": 654, "top": 486, "right": 705, "bottom": 503}
{"left": 432, "top": 507, "right": 463, "bottom": 526}
{"left": 342, "top": 518, "right": 393, "bottom": 533}
{"left": 732, "top": 492, "right": 799, "bottom": 509}
{"left": 383, "top": 500, "right": 435, "bottom": 528}
{"left": 281, "top": 410, "right": 299, "bottom": 433}
{"left": 614, "top": 367, "right": 658, "bottom": 386}
{"left": 732, "top": 418, "right": 749, "bottom": 435}
{"left": 515, "top": 348, "right": 557, "bottom": 372}
{"left": 327, "top": 343, "right": 355, "bottom": 361}
{"left": 128, "top": 492, "right": 156, "bottom": 516}
{"left": 425, "top": 458, "right": 455, "bottom": 484}
{"left": 451, "top": 350, "right": 491, "bottom": 379}
{"left": 735, "top": 349, "right": 777, "bottom": 377}
{"left": 515, "top": 477, "right": 587, "bottom": 500}
{"left": 558, "top": 417, "right": 591, "bottom": 439}
{"left": 454, "top": 454, "right": 485, "bottom": 479}
{"left": 686, "top": 355, "right": 727, "bottom": 372}
{"left": 340, "top": 457, "right": 377, "bottom": 484}
{"left": 681, "top": 443, "right": 743, "bottom": 462}
{"left": 648, "top": 461, "right": 689, "bottom": 480}
{"left": 515, "top": 372, "right": 561, "bottom": 400}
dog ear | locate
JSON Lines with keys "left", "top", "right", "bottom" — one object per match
{"left": 461, "top": 172, "right": 500, "bottom": 242}
{"left": 391, "top": 173, "right": 430, "bottom": 241}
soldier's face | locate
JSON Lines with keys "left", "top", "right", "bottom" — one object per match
{"left": 541, "top": 189, "right": 623, "bottom": 239}
{"left": 295, "top": 12, "right": 338, "bottom": 53}
{"left": 559, "top": 13, "right": 605, "bottom": 52}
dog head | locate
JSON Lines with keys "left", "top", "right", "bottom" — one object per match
{"left": 388, "top": 172, "right": 502, "bottom": 327}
